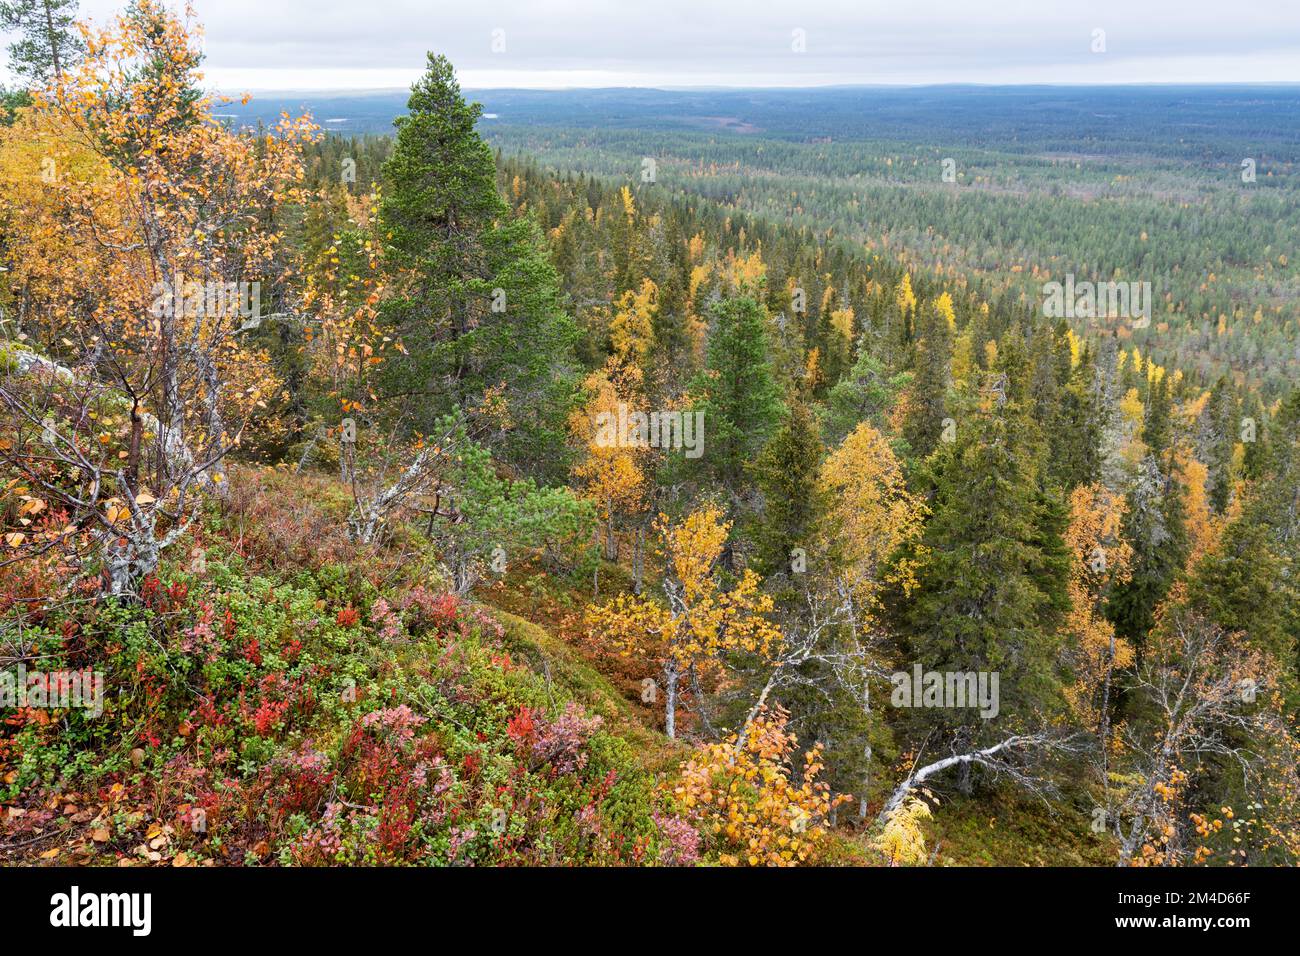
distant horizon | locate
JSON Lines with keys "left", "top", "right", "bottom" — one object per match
{"left": 219, "top": 80, "right": 1300, "bottom": 97}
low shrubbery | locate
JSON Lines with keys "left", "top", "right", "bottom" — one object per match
{"left": 0, "top": 474, "right": 677, "bottom": 866}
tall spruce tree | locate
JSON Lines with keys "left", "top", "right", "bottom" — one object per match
{"left": 752, "top": 397, "right": 823, "bottom": 582}
{"left": 901, "top": 303, "right": 952, "bottom": 460}
{"left": 823, "top": 342, "right": 910, "bottom": 446}
{"left": 377, "top": 53, "right": 578, "bottom": 479}
{"left": 1049, "top": 345, "right": 1104, "bottom": 490}
{"left": 898, "top": 391, "right": 1070, "bottom": 772}
{"left": 1239, "top": 389, "right": 1300, "bottom": 684}
{"left": 0, "top": 0, "right": 82, "bottom": 87}
{"left": 1108, "top": 457, "right": 1184, "bottom": 651}
{"left": 1203, "top": 377, "right": 1239, "bottom": 514}
{"left": 688, "top": 295, "right": 782, "bottom": 512}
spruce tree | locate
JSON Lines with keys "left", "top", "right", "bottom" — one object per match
{"left": 1109, "top": 374, "right": 1189, "bottom": 654}
{"left": 752, "top": 398, "right": 823, "bottom": 581}
{"left": 900, "top": 303, "right": 953, "bottom": 460}
{"left": 0, "top": 0, "right": 83, "bottom": 87}
{"left": 377, "top": 54, "right": 578, "bottom": 479}
{"left": 823, "top": 343, "right": 910, "bottom": 446}
{"left": 1203, "top": 377, "right": 1238, "bottom": 514}
{"left": 1108, "top": 454, "right": 1188, "bottom": 654}
{"left": 899, "top": 394, "right": 1069, "bottom": 761}
{"left": 1049, "top": 347, "right": 1103, "bottom": 490}
{"left": 688, "top": 296, "right": 782, "bottom": 510}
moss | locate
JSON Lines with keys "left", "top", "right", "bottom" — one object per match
{"left": 914, "top": 790, "right": 1119, "bottom": 866}
{"left": 0, "top": 338, "right": 34, "bottom": 373}
{"left": 489, "top": 605, "right": 681, "bottom": 773}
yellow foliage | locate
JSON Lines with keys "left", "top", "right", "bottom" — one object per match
{"left": 569, "top": 365, "right": 650, "bottom": 527}
{"left": 1119, "top": 387, "right": 1144, "bottom": 430}
{"left": 830, "top": 307, "right": 855, "bottom": 343}
{"left": 817, "top": 423, "right": 927, "bottom": 627}
{"left": 1062, "top": 484, "right": 1134, "bottom": 733}
{"left": 723, "top": 249, "right": 766, "bottom": 292}
{"left": 895, "top": 273, "right": 916, "bottom": 314}
{"left": 933, "top": 292, "right": 955, "bottom": 331}
{"left": 673, "top": 706, "right": 848, "bottom": 866}
{"left": 586, "top": 505, "right": 782, "bottom": 671}
{"left": 951, "top": 328, "right": 976, "bottom": 389}
{"left": 610, "top": 278, "right": 658, "bottom": 364}
{"left": 0, "top": 0, "right": 314, "bottom": 465}
{"left": 1175, "top": 453, "right": 1228, "bottom": 563}
{"left": 873, "top": 795, "right": 933, "bottom": 866}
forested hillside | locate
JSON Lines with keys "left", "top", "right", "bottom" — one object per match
{"left": 1, "top": 1, "right": 1297, "bottom": 869}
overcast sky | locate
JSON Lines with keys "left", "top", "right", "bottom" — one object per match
{"left": 7, "top": 0, "right": 1300, "bottom": 90}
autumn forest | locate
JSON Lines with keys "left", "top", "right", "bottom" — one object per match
{"left": 0, "top": 0, "right": 1298, "bottom": 897}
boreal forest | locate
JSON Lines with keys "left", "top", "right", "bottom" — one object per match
{"left": 1, "top": 0, "right": 1298, "bottom": 876}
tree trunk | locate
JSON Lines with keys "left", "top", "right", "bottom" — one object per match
{"left": 957, "top": 760, "right": 973, "bottom": 795}
{"left": 44, "top": 0, "right": 63, "bottom": 83}
{"left": 878, "top": 734, "right": 1045, "bottom": 822}
{"left": 340, "top": 434, "right": 354, "bottom": 487}
{"left": 664, "top": 660, "right": 679, "bottom": 740}
{"left": 159, "top": 316, "right": 183, "bottom": 489}
{"left": 195, "top": 348, "right": 229, "bottom": 496}
{"left": 632, "top": 525, "right": 644, "bottom": 594}
{"left": 294, "top": 432, "right": 319, "bottom": 474}
{"left": 126, "top": 399, "right": 143, "bottom": 497}
{"left": 859, "top": 683, "right": 872, "bottom": 820}
{"left": 603, "top": 517, "right": 618, "bottom": 561}
{"left": 1099, "top": 633, "right": 1116, "bottom": 758}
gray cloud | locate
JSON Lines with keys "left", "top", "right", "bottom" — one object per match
{"left": 8, "top": 0, "right": 1300, "bottom": 88}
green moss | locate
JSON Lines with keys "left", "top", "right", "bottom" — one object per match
{"left": 489, "top": 605, "right": 680, "bottom": 772}
{"left": 915, "top": 790, "right": 1119, "bottom": 866}
{"left": 0, "top": 339, "right": 33, "bottom": 373}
